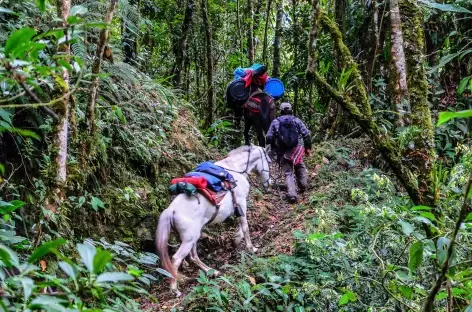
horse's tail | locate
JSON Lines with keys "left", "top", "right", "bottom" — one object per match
{"left": 156, "top": 209, "right": 176, "bottom": 280}
{"left": 259, "top": 95, "right": 275, "bottom": 133}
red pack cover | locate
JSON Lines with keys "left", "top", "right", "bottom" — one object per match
{"left": 171, "top": 177, "right": 208, "bottom": 189}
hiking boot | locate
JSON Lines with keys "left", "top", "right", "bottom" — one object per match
{"left": 284, "top": 194, "right": 298, "bottom": 203}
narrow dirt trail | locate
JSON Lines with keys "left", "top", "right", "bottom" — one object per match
{"left": 141, "top": 162, "right": 318, "bottom": 311}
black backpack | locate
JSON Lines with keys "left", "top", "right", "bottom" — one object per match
{"left": 278, "top": 118, "right": 299, "bottom": 149}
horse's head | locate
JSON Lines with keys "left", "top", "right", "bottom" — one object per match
{"left": 254, "top": 146, "right": 272, "bottom": 189}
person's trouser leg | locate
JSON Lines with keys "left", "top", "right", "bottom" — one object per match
{"left": 295, "top": 160, "right": 308, "bottom": 192}
{"left": 282, "top": 158, "right": 298, "bottom": 200}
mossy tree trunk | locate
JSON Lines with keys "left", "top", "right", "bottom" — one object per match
{"left": 400, "top": 0, "right": 436, "bottom": 207}
{"left": 320, "top": 13, "right": 372, "bottom": 117}
{"left": 315, "top": 12, "right": 435, "bottom": 235}
{"left": 48, "top": 0, "right": 71, "bottom": 213}
{"left": 306, "top": 0, "right": 320, "bottom": 80}
{"left": 86, "top": 0, "right": 118, "bottom": 139}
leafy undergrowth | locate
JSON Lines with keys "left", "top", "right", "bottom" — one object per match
{"left": 142, "top": 138, "right": 472, "bottom": 311}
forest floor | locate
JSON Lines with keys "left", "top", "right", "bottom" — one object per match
{"left": 140, "top": 155, "right": 327, "bottom": 311}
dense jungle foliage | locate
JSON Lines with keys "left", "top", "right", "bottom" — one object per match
{"left": 1, "top": 0, "right": 472, "bottom": 310}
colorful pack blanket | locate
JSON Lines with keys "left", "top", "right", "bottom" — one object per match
{"left": 195, "top": 161, "right": 234, "bottom": 182}
{"left": 169, "top": 162, "right": 236, "bottom": 205}
{"left": 233, "top": 63, "right": 268, "bottom": 88}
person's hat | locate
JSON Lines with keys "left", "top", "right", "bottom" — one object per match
{"left": 280, "top": 102, "right": 292, "bottom": 111}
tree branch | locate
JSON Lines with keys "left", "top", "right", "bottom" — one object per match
{"left": 18, "top": 80, "right": 59, "bottom": 120}
{"left": 422, "top": 169, "right": 472, "bottom": 312}
{"left": 314, "top": 71, "right": 423, "bottom": 207}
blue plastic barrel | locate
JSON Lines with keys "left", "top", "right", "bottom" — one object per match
{"left": 264, "top": 78, "right": 285, "bottom": 99}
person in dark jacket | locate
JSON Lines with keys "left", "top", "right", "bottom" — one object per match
{"left": 266, "top": 102, "right": 312, "bottom": 203}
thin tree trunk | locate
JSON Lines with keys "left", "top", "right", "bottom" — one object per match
{"left": 247, "top": 0, "right": 255, "bottom": 64}
{"left": 48, "top": 0, "right": 71, "bottom": 212}
{"left": 262, "top": 0, "right": 272, "bottom": 64}
{"left": 291, "top": 0, "right": 297, "bottom": 68}
{"left": 390, "top": 0, "right": 409, "bottom": 126}
{"left": 334, "top": 0, "right": 346, "bottom": 34}
{"left": 252, "top": 0, "right": 263, "bottom": 57}
{"left": 367, "top": 0, "right": 387, "bottom": 93}
{"left": 306, "top": 0, "right": 320, "bottom": 80}
{"left": 172, "top": 0, "right": 195, "bottom": 87}
{"left": 86, "top": 0, "right": 118, "bottom": 138}
{"left": 201, "top": 0, "right": 214, "bottom": 128}
{"left": 272, "top": 0, "right": 283, "bottom": 77}
{"left": 194, "top": 36, "right": 200, "bottom": 99}
{"left": 236, "top": 0, "right": 243, "bottom": 63}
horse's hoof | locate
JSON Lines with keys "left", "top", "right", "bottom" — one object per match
{"left": 213, "top": 270, "right": 222, "bottom": 277}
{"left": 173, "top": 290, "right": 182, "bottom": 298}
{"left": 250, "top": 246, "right": 258, "bottom": 253}
{"left": 233, "top": 239, "right": 241, "bottom": 248}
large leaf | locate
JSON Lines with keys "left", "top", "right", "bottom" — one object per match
{"left": 0, "top": 200, "right": 25, "bottom": 214}
{"left": 36, "top": 0, "right": 46, "bottom": 12}
{"left": 417, "top": 0, "right": 472, "bottom": 13}
{"left": 0, "top": 127, "right": 41, "bottom": 140}
{"left": 0, "top": 163, "right": 4, "bottom": 175}
{"left": 428, "top": 52, "right": 461, "bottom": 73}
{"left": 338, "top": 290, "right": 358, "bottom": 306}
{"left": 437, "top": 237, "right": 456, "bottom": 266}
{"left": 70, "top": 5, "right": 88, "bottom": 16}
{"left": 157, "top": 267, "right": 174, "bottom": 279}
{"left": 4, "top": 27, "right": 36, "bottom": 57}
{"left": 0, "top": 244, "right": 19, "bottom": 267}
{"left": 0, "top": 109, "right": 12, "bottom": 125}
{"left": 465, "top": 212, "right": 472, "bottom": 222}
{"left": 398, "top": 285, "right": 413, "bottom": 299}
{"left": 28, "top": 238, "right": 66, "bottom": 263}
{"left": 29, "top": 296, "right": 68, "bottom": 310}
{"left": 93, "top": 249, "right": 113, "bottom": 274}
{"left": 17, "top": 277, "right": 35, "bottom": 300}
{"left": 437, "top": 110, "right": 472, "bottom": 126}
{"left": 96, "top": 272, "right": 134, "bottom": 283}
{"left": 398, "top": 220, "right": 415, "bottom": 236}
{"left": 409, "top": 241, "right": 424, "bottom": 274}
{"left": 58, "top": 261, "right": 77, "bottom": 280}
{"left": 458, "top": 77, "right": 471, "bottom": 95}
{"left": 411, "top": 205, "right": 432, "bottom": 211}
{"left": 0, "top": 7, "right": 18, "bottom": 14}
{"left": 90, "top": 196, "right": 105, "bottom": 211}
{"left": 77, "top": 243, "right": 96, "bottom": 272}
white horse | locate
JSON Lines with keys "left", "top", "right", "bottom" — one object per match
{"left": 155, "top": 145, "right": 271, "bottom": 295}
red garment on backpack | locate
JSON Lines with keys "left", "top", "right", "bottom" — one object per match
{"left": 171, "top": 177, "right": 208, "bottom": 189}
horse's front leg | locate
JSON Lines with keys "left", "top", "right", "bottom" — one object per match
{"left": 240, "top": 216, "right": 257, "bottom": 253}
{"left": 189, "top": 244, "right": 221, "bottom": 276}
{"left": 238, "top": 201, "right": 257, "bottom": 253}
